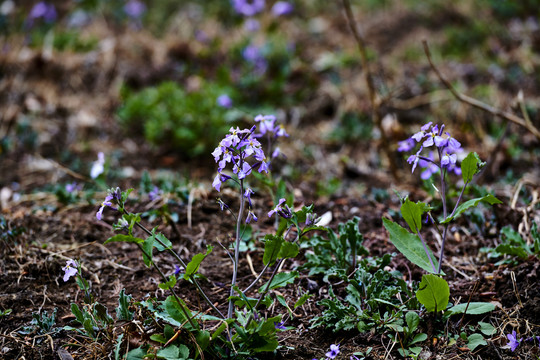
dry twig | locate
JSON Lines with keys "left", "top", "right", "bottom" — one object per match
{"left": 422, "top": 40, "right": 540, "bottom": 140}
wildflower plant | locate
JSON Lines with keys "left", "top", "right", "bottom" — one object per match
{"left": 385, "top": 122, "right": 502, "bottom": 312}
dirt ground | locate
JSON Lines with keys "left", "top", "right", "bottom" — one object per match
{"left": 1, "top": 1, "right": 540, "bottom": 359}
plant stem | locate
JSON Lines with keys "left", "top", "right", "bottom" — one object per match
{"left": 417, "top": 230, "right": 437, "bottom": 274}
{"left": 228, "top": 177, "right": 245, "bottom": 319}
{"left": 437, "top": 163, "right": 448, "bottom": 274}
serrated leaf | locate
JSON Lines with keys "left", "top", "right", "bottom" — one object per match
{"left": 416, "top": 274, "right": 449, "bottom": 312}
{"left": 184, "top": 246, "right": 213, "bottom": 280}
{"left": 461, "top": 152, "right": 484, "bottom": 183}
{"left": 259, "top": 271, "right": 298, "bottom": 293}
{"left": 382, "top": 218, "right": 439, "bottom": 274}
{"left": 263, "top": 235, "right": 284, "bottom": 266}
{"left": 116, "top": 289, "right": 134, "bottom": 321}
{"left": 442, "top": 194, "right": 502, "bottom": 224}
{"left": 467, "top": 333, "right": 486, "bottom": 351}
{"left": 104, "top": 234, "right": 144, "bottom": 245}
{"left": 446, "top": 302, "right": 495, "bottom": 315}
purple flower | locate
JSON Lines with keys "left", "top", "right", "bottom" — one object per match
{"left": 326, "top": 344, "right": 340, "bottom": 359}
{"left": 244, "top": 18, "right": 260, "bottom": 32}
{"left": 217, "top": 94, "right": 233, "bottom": 108}
{"left": 174, "top": 265, "right": 183, "bottom": 276}
{"left": 124, "top": 0, "right": 146, "bottom": 19}
{"left": 274, "top": 321, "right": 286, "bottom": 330}
{"left": 254, "top": 114, "right": 276, "bottom": 134}
{"left": 268, "top": 198, "right": 292, "bottom": 219}
{"left": 506, "top": 330, "right": 520, "bottom": 352}
{"left": 62, "top": 259, "right": 78, "bottom": 282}
{"left": 217, "top": 198, "right": 229, "bottom": 211}
{"left": 245, "top": 210, "right": 258, "bottom": 223}
{"left": 148, "top": 186, "right": 161, "bottom": 201}
{"left": 213, "top": 173, "right": 231, "bottom": 192}
{"left": 65, "top": 182, "right": 79, "bottom": 193}
{"left": 244, "top": 188, "right": 254, "bottom": 207}
{"left": 242, "top": 44, "right": 267, "bottom": 74}
{"left": 96, "top": 193, "right": 118, "bottom": 220}
{"left": 232, "top": 0, "right": 265, "bottom": 16}
{"left": 397, "top": 138, "right": 415, "bottom": 152}
{"left": 29, "top": 2, "right": 57, "bottom": 23}
{"left": 272, "top": 1, "right": 293, "bottom": 16}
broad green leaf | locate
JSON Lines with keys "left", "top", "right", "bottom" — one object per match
{"left": 104, "top": 234, "right": 144, "bottom": 245}
{"left": 195, "top": 330, "right": 210, "bottom": 352}
{"left": 259, "top": 271, "right": 298, "bottom": 293}
{"left": 155, "top": 232, "right": 172, "bottom": 251}
{"left": 278, "top": 242, "right": 299, "bottom": 259}
{"left": 405, "top": 311, "right": 420, "bottom": 332}
{"left": 157, "top": 344, "right": 189, "bottom": 360}
{"left": 125, "top": 347, "right": 146, "bottom": 360}
{"left": 401, "top": 199, "right": 428, "bottom": 233}
{"left": 442, "top": 194, "right": 502, "bottom": 224}
{"left": 142, "top": 235, "right": 154, "bottom": 267}
{"left": 184, "top": 245, "right": 213, "bottom": 280}
{"left": 263, "top": 235, "right": 284, "bottom": 266}
{"left": 382, "top": 218, "right": 439, "bottom": 274}
{"left": 494, "top": 244, "right": 529, "bottom": 259}
{"left": 461, "top": 152, "right": 484, "bottom": 183}
{"left": 410, "top": 333, "right": 428, "bottom": 345}
{"left": 163, "top": 296, "right": 196, "bottom": 330}
{"left": 416, "top": 274, "right": 449, "bottom": 312}
{"left": 446, "top": 302, "right": 495, "bottom": 315}
{"left": 70, "top": 303, "right": 84, "bottom": 324}
{"left": 467, "top": 333, "right": 486, "bottom": 351}
{"left": 478, "top": 321, "right": 496, "bottom": 336}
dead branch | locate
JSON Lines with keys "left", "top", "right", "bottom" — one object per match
{"left": 341, "top": 0, "right": 398, "bottom": 180}
{"left": 422, "top": 40, "right": 540, "bottom": 140}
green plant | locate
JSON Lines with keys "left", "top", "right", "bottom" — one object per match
{"left": 482, "top": 223, "right": 540, "bottom": 265}
{"left": 117, "top": 81, "right": 240, "bottom": 157}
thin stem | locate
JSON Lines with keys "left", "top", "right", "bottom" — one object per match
{"left": 228, "top": 177, "right": 245, "bottom": 319}
{"left": 437, "top": 164, "right": 448, "bottom": 274}
{"left": 134, "top": 242, "right": 197, "bottom": 328}
{"left": 417, "top": 230, "right": 437, "bottom": 274}
{"left": 131, "top": 214, "right": 225, "bottom": 319}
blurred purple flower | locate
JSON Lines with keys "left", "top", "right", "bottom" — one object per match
{"left": 272, "top": 1, "right": 293, "bottom": 16}
{"left": 506, "top": 330, "right": 520, "bottom": 352}
{"left": 274, "top": 321, "right": 286, "bottom": 330}
{"left": 148, "top": 186, "right": 161, "bottom": 201}
{"left": 174, "top": 265, "right": 183, "bottom": 276}
{"left": 62, "top": 259, "right": 78, "bottom": 282}
{"left": 397, "top": 138, "right": 415, "bottom": 152}
{"left": 326, "top": 344, "right": 340, "bottom": 359}
{"left": 232, "top": 0, "right": 265, "bottom": 16}
{"left": 242, "top": 44, "right": 267, "bottom": 74}
{"left": 124, "top": 0, "right": 146, "bottom": 19}
{"left": 65, "top": 182, "right": 79, "bottom": 193}
{"left": 244, "top": 18, "right": 260, "bottom": 32}
{"left": 245, "top": 209, "right": 258, "bottom": 223}
{"left": 29, "top": 2, "right": 57, "bottom": 23}
{"left": 217, "top": 94, "right": 233, "bottom": 108}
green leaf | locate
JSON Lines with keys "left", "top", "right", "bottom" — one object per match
{"left": 142, "top": 234, "right": 154, "bottom": 267}
{"left": 278, "top": 242, "right": 299, "bottom": 259}
{"left": 158, "top": 275, "right": 177, "bottom": 290}
{"left": 116, "top": 289, "right": 134, "bottom": 321}
{"left": 184, "top": 245, "right": 213, "bottom": 280}
{"left": 262, "top": 235, "right": 284, "bottom": 266}
{"left": 446, "top": 302, "right": 495, "bottom": 315}
{"left": 478, "top": 321, "right": 496, "bottom": 336}
{"left": 163, "top": 296, "right": 196, "bottom": 330}
{"left": 467, "top": 333, "right": 486, "bottom": 351}
{"left": 495, "top": 244, "right": 530, "bottom": 259}
{"left": 405, "top": 311, "right": 420, "bottom": 332}
{"left": 125, "top": 347, "right": 146, "bottom": 360}
{"left": 401, "top": 199, "right": 429, "bottom": 233}
{"left": 157, "top": 344, "right": 189, "bottom": 360}
{"left": 461, "top": 152, "right": 485, "bottom": 183}
{"left": 294, "top": 293, "right": 312, "bottom": 310}
{"left": 104, "top": 234, "right": 144, "bottom": 245}
{"left": 442, "top": 194, "right": 502, "bottom": 224}
{"left": 259, "top": 271, "right": 298, "bottom": 293}
{"left": 114, "top": 333, "right": 124, "bottom": 360}
{"left": 154, "top": 232, "right": 172, "bottom": 252}
{"left": 410, "top": 333, "right": 428, "bottom": 345}
{"left": 382, "top": 218, "right": 439, "bottom": 274}
{"left": 416, "top": 274, "right": 449, "bottom": 312}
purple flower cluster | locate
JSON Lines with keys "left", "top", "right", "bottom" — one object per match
{"left": 400, "top": 122, "right": 462, "bottom": 179}
{"left": 212, "top": 126, "right": 269, "bottom": 190}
